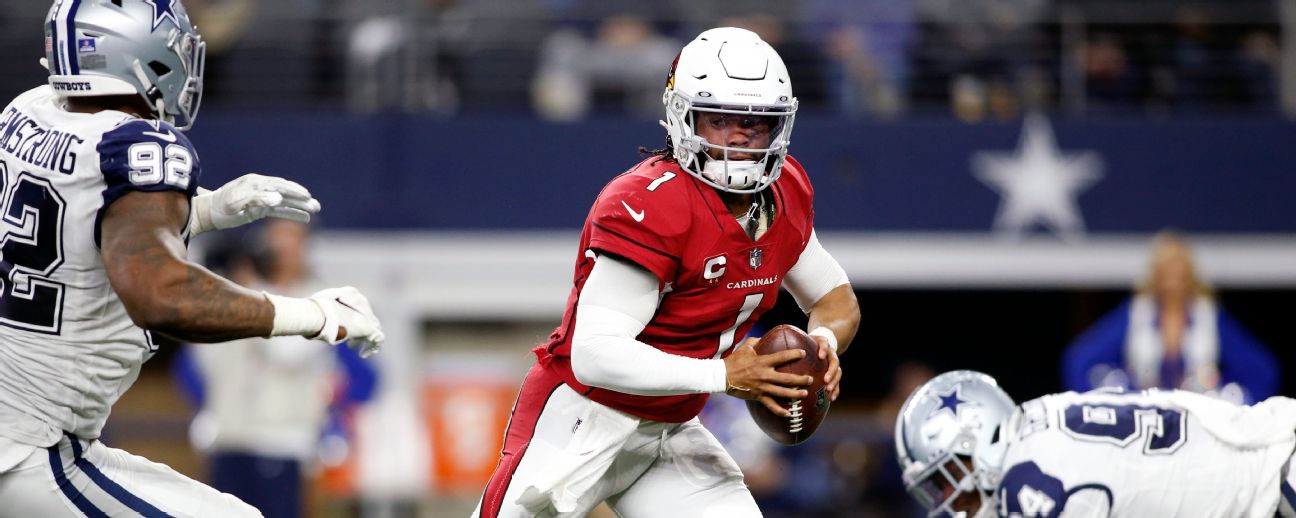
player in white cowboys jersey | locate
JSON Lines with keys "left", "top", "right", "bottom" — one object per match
{"left": 0, "top": 1, "right": 385, "bottom": 516}
{"left": 896, "top": 371, "right": 1296, "bottom": 518}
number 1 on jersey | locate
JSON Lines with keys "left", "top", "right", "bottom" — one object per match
{"left": 646, "top": 171, "right": 676, "bottom": 192}
{"left": 714, "top": 293, "right": 763, "bottom": 358}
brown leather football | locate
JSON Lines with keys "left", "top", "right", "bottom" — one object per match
{"left": 745, "top": 324, "right": 831, "bottom": 445}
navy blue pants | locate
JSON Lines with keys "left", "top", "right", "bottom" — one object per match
{"left": 209, "top": 452, "right": 302, "bottom": 518}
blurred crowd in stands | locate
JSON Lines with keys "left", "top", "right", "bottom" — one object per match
{"left": 0, "top": 0, "right": 1283, "bottom": 120}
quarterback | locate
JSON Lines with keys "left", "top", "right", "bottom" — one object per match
{"left": 0, "top": 0, "right": 383, "bottom": 516}
{"left": 475, "top": 27, "right": 860, "bottom": 517}
{"left": 896, "top": 370, "right": 1296, "bottom": 517}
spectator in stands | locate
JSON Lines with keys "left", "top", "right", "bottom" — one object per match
{"left": 1169, "top": 7, "right": 1231, "bottom": 109}
{"left": 1061, "top": 230, "right": 1278, "bottom": 404}
{"left": 532, "top": 14, "right": 679, "bottom": 120}
{"left": 1079, "top": 33, "right": 1143, "bottom": 112}
{"left": 1237, "top": 29, "right": 1280, "bottom": 110}
{"left": 189, "top": 0, "right": 330, "bottom": 105}
{"left": 804, "top": 0, "right": 917, "bottom": 117}
{"left": 343, "top": 0, "right": 469, "bottom": 113}
{"left": 174, "top": 220, "right": 377, "bottom": 518}
{"left": 910, "top": 0, "right": 1050, "bottom": 121}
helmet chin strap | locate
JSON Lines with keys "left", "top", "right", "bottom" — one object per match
{"left": 131, "top": 59, "right": 171, "bottom": 124}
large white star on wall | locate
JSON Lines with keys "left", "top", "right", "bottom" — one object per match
{"left": 972, "top": 114, "right": 1103, "bottom": 241}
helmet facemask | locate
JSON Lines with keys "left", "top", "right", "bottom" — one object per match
{"left": 129, "top": 27, "right": 205, "bottom": 129}
{"left": 663, "top": 90, "right": 796, "bottom": 194}
{"left": 904, "top": 449, "right": 997, "bottom": 518}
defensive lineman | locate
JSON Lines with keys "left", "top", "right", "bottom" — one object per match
{"left": 896, "top": 370, "right": 1296, "bottom": 517}
{"left": 0, "top": 1, "right": 383, "bottom": 516}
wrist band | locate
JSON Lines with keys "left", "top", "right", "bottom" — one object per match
{"left": 264, "top": 292, "right": 327, "bottom": 338}
{"left": 809, "top": 326, "right": 838, "bottom": 353}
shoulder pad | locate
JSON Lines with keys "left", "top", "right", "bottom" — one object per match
{"left": 97, "top": 119, "right": 200, "bottom": 195}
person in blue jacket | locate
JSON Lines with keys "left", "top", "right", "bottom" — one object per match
{"left": 1062, "top": 230, "right": 1278, "bottom": 404}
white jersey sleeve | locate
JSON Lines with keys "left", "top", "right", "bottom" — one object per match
{"left": 0, "top": 86, "right": 201, "bottom": 446}
{"left": 997, "top": 389, "right": 1295, "bottom": 518}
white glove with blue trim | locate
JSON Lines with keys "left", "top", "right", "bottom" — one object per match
{"left": 189, "top": 174, "right": 321, "bottom": 236}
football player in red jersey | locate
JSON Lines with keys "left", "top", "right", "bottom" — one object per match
{"left": 475, "top": 27, "right": 860, "bottom": 518}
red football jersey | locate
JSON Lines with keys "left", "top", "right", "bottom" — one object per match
{"left": 534, "top": 154, "right": 816, "bottom": 423}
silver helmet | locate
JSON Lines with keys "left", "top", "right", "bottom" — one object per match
{"left": 660, "top": 27, "right": 797, "bottom": 194}
{"left": 45, "top": 0, "right": 205, "bottom": 130}
{"left": 895, "top": 370, "right": 1016, "bottom": 517}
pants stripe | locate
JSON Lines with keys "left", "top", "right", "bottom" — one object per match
{"left": 65, "top": 435, "right": 174, "bottom": 518}
{"left": 47, "top": 443, "right": 108, "bottom": 518}
{"left": 478, "top": 364, "right": 564, "bottom": 518}
{"left": 1281, "top": 478, "right": 1296, "bottom": 516}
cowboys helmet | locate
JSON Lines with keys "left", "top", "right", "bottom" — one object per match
{"left": 895, "top": 370, "right": 1016, "bottom": 517}
{"left": 45, "top": 0, "right": 205, "bottom": 130}
{"left": 661, "top": 27, "right": 797, "bottom": 194}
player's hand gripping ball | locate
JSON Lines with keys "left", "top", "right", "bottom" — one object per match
{"left": 746, "top": 325, "right": 831, "bottom": 445}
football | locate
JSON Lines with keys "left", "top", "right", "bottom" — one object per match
{"left": 745, "top": 324, "right": 831, "bottom": 445}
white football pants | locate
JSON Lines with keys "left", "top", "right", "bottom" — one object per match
{"left": 0, "top": 434, "right": 260, "bottom": 517}
{"left": 473, "top": 365, "right": 761, "bottom": 518}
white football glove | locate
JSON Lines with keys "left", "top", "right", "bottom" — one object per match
{"left": 189, "top": 174, "right": 322, "bottom": 236}
{"left": 308, "top": 286, "right": 385, "bottom": 358}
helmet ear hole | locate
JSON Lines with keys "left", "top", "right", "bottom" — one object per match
{"left": 148, "top": 61, "right": 171, "bottom": 77}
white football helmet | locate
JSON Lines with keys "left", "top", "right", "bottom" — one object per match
{"left": 660, "top": 27, "right": 797, "bottom": 193}
{"left": 45, "top": 0, "right": 205, "bottom": 130}
{"left": 895, "top": 370, "right": 1016, "bottom": 518}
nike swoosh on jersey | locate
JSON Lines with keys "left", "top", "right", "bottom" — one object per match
{"left": 621, "top": 200, "right": 645, "bottom": 222}
{"left": 142, "top": 130, "right": 177, "bottom": 143}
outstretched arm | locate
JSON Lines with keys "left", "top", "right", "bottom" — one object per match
{"left": 102, "top": 190, "right": 277, "bottom": 342}
{"left": 102, "top": 190, "right": 385, "bottom": 355}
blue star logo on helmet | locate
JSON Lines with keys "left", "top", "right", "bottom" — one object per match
{"left": 143, "top": 0, "right": 178, "bottom": 32}
{"left": 930, "top": 384, "right": 972, "bottom": 419}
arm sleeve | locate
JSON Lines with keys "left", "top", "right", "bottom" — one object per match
{"left": 783, "top": 230, "right": 850, "bottom": 313}
{"left": 570, "top": 255, "right": 729, "bottom": 395}
{"left": 1060, "top": 300, "right": 1132, "bottom": 392}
